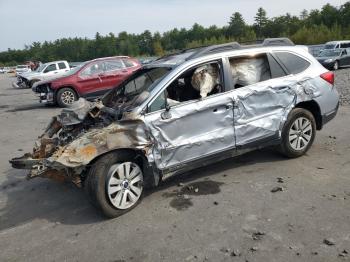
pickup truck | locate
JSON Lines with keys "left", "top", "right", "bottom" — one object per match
{"left": 13, "top": 60, "right": 71, "bottom": 88}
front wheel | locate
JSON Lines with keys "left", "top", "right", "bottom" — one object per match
{"left": 84, "top": 152, "right": 144, "bottom": 218}
{"left": 279, "top": 108, "right": 316, "bottom": 158}
{"left": 56, "top": 87, "right": 78, "bottom": 107}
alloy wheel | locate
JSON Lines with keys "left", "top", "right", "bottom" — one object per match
{"left": 288, "top": 117, "right": 313, "bottom": 151}
{"left": 61, "top": 90, "right": 75, "bottom": 105}
{"left": 106, "top": 162, "right": 143, "bottom": 210}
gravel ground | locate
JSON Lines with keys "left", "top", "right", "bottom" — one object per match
{"left": 0, "top": 71, "right": 349, "bottom": 262}
{"left": 335, "top": 68, "right": 350, "bottom": 105}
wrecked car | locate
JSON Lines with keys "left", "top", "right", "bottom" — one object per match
{"left": 10, "top": 38, "right": 339, "bottom": 218}
{"left": 32, "top": 56, "right": 141, "bottom": 107}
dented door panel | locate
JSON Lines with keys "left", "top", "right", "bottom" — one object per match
{"left": 232, "top": 81, "right": 296, "bottom": 147}
{"left": 145, "top": 94, "right": 235, "bottom": 170}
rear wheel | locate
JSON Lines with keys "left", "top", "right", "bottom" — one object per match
{"left": 333, "top": 61, "right": 339, "bottom": 70}
{"left": 56, "top": 87, "right": 78, "bottom": 107}
{"left": 279, "top": 108, "right": 316, "bottom": 158}
{"left": 84, "top": 152, "right": 144, "bottom": 218}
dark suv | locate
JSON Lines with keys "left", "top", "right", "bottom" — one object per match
{"left": 32, "top": 56, "right": 141, "bottom": 107}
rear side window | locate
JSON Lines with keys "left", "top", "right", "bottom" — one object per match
{"left": 274, "top": 52, "right": 310, "bottom": 74}
{"left": 228, "top": 53, "right": 272, "bottom": 89}
{"left": 340, "top": 43, "right": 350, "bottom": 48}
{"left": 123, "top": 59, "right": 136, "bottom": 68}
{"left": 104, "top": 59, "right": 124, "bottom": 71}
{"left": 58, "top": 62, "right": 66, "bottom": 69}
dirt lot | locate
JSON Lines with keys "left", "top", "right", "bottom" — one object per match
{"left": 0, "top": 72, "right": 349, "bottom": 262}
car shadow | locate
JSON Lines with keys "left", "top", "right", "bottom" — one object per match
{"left": 0, "top": 148, "right": 287, "bottom": 231}
{"left": 5, "top": 103, "right": 57, "bottom": 112}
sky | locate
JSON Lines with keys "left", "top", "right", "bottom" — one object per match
{"left": 0, "top": 0, "right": 344, "bottom": 51}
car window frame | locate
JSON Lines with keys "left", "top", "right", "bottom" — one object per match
{"left": 79, "top": 61, "right": 105, "bottom": 77}
{"left": 104, "top": 59, "right": 125, "bottom": 73}
{"left": 145, "top": 58, "right": 226, "bottom": 115}
{"left": 43, "top": 63, "right": 58, "bottom": 73}
{"left": 272, "top": 51, "right": 311, "bottom": 76}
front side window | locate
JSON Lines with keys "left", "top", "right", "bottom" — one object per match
{"left": 274, "top": 52, "right": 310, "bottom": 75}
{"left": 148, "top": 61, "right": 223, "bottom": 113}
{"left": 44, "top": 64, "right": 57, "bottom": 73}
{"left": 80, "top": 62, "right": 104, "bottom": 77}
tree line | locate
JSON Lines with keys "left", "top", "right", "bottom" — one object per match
{"left": 1, "top": 2, "right": 350, "bottom": 66}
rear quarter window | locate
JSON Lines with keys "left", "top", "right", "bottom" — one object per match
{"left": 274, "top": 52, "right": 310, "bottom": 75}
{"left": 58, "top": 62, "right": 67, "bottom": 69}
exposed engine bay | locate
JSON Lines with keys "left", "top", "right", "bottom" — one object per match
{"left": 9, "top": 98, "right": 143, "bottom": 186}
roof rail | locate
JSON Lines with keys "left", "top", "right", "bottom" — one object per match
{"left": 262, "top": 38, "right": 295, "bottom": 46}
{"left": 186, "top": 42, "right": 241, "bottom": 60}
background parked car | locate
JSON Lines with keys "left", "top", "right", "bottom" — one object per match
{"left": 323, "top": 40, "right": 350, "bottom": 50}
{"left": 15, "top": 65, "right": 31, "bottom": 76}
{"left": 32, "top": 56, "right": 141, "bottom": 107}
{"left": 316, "top": 48, "right": 350, "bottom": 70}
{"left": 13, "top": 60, "right": 71, "bottom": 88}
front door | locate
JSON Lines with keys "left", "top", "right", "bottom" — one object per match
{"left": 144, "top": 92, "right": 235, "bottom": 170}
{"left": 77, "top": 61, "right": 105, "bottom": 96}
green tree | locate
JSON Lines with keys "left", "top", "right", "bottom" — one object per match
{"left": 227, "top": 12, "right": 246, "bottom": 40}
{"left": 254, "top": 7, "right": 268, "bottom": 37}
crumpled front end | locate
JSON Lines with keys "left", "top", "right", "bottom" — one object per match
{"left": 9, "top": 98, "right": 152, "bottom": 187}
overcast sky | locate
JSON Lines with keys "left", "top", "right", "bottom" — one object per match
{"left": 0, "top": 0, "right": 344, "bottom": 51}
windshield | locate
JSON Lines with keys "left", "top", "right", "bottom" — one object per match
{"left": 318, "top": 50, "right": 341, "bottom": 57}
{"left": 102, "top": 67, "right": 171, "bottom": 110}
{"left": 62, "top": 62, "right": 87, "bottom": 77}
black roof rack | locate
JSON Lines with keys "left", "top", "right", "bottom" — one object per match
{"left": 185, "top": 38, "right": 295, "bottom": 60}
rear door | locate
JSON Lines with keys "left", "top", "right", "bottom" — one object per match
{"left": 101, "top": 59, "right": 128, "bottom": 90}
{"left": 228, "top": 52, "right": 295, "bottom": 148}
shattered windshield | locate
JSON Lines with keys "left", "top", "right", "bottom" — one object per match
{"left": 318, "top": 50, "right": 341, "bottom": 57}
{"left": 102, "top": 67, "right": 171, "bottom": 110}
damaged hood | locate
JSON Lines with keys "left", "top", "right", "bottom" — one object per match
{"left": 10, "top": 98, "right": 151, "bottom": 177}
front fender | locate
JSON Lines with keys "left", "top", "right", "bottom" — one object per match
{"left": 52, "top": 120, "right": 152, "bottom": 169}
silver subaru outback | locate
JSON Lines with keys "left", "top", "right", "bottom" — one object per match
{"left": 10, "top": 38, "right": 339, "bottom": 218}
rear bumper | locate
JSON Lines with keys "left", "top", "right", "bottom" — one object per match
{"left": 322, "top": 102, "right": 339, "bottom": 126}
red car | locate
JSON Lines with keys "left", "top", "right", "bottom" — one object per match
{"left": 32, "top": 56, "right": 141, "bottom": 107}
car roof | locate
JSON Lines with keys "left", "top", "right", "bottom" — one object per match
{"left": 146, "top": 38, "right": 297, "bottom": 68}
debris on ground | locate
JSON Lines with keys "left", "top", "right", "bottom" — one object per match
{"left": 250, "top": 247, "right": 258, "bottom": 252}
{"left": 252, "top": 231, "right": 265, "bottom": 240}
{"left": 339, "top": 250, "right": 348, "bottom": 257}
{"left": 323, "top": 238, "right": 336, "bottom": 246}
{"left": 277, "top": 177, "right": 284, "bottom": 183}
{"left": 213, "top": 201, "right": 219, "bottom": 205}
{"left": 230, "top": 249, "right": 240, "bottom": 257}
{"left": 194, "top": 188, "right": 199, "bottom": 193}
{"left": 271, "top": 186, "right": 284, "bottom": 193}
{"left": 316, "top": 167, "right": 325, "bottom": 170}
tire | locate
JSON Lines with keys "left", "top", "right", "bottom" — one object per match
{"left": 29, "top": 79, "right": 39, "bottom": 88}
{"left": 279, "top": 108, "right": 316, "bottom": 158}
{"left": 333, "top": 61, "right": 339, "bottom": 71}
{"left": 56, "top": 87, "right": 78, "bottom": 107}
{"left": 84, "top": 151, "right": 144, "bottom": 218}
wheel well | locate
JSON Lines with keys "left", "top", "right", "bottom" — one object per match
{"left": 84, "top": 148, "right": 159, "bottom": 188}
{"left": 295, "top": 100, "right": 322, "bottom": 130}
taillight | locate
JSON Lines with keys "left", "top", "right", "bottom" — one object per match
{"left": 320, "top": 71, "right": 334, "bottom": 85}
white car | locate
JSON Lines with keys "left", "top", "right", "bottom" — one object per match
{"left": 15, "top": 65, "right": 31, "bottom": 76}
{"left": 13, "top": 60, "right": 71, "bottom": 88}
